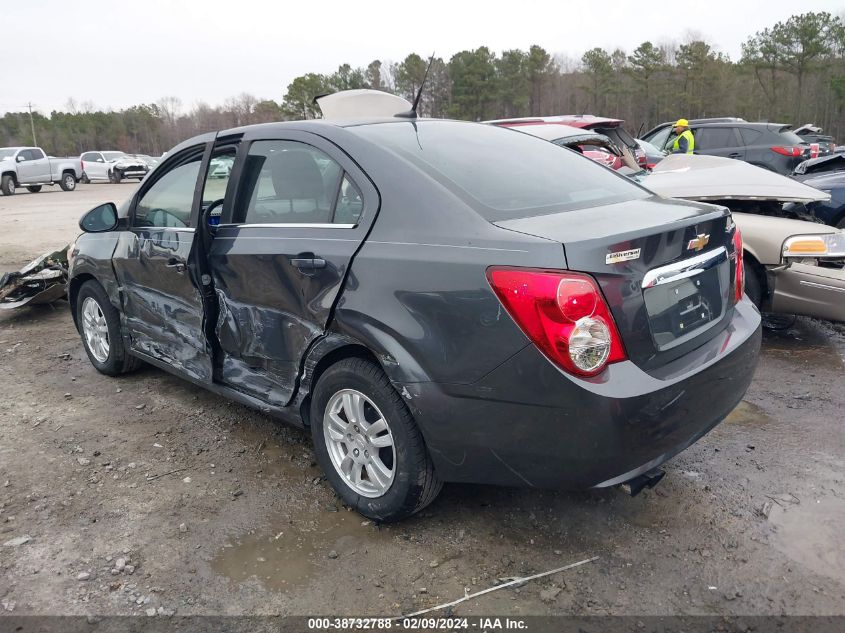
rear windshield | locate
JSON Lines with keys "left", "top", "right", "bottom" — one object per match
{"left": 349, "top": 121, "right": 648, "bottom": 221}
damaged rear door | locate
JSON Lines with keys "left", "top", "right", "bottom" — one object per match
{"left": 207, "top": 130, "right": 379, "bottom": 406}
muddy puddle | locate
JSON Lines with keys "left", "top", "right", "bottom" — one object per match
{"left": 761, "top": 319, "right": 844, "bottom": 370}
{"left": 767, "top": 497, "right": 845, "bottom": 583}
{"left": 724, "top": 400, "right": 775, "bottom": 426}
{"left": 212, "top": 508, "right": 384, "bottom": 592}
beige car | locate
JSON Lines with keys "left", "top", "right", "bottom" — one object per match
{"left": 644, "top": 155, "right": 845, "bottom": 322}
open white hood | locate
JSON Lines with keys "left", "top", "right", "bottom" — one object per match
{"left": 643, "top": 154, "right": 830, "bottom": 204}
{"left": 316, "top": 89, "right": 412, "bottom": 120}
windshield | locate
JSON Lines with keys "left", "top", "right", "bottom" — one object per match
{"left": 0, "top": 148, "right": 17, "bottom": 160}
{"left": 350, "top": 121, "right": 647, "bottom": 221}
{"left": 102, "top": 152, "right": 127, "bottom": 161}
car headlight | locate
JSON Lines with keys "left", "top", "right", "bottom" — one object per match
{"left": 782, "top": 232, "right": 845, "bottom": 259}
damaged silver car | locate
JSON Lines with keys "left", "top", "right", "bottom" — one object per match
{"left": 642, "top": 155, "right": 845, "bottom": 323}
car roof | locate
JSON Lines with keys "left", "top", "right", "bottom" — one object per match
{"left": 165, "top": 118, "right": 488, "bottom": 157}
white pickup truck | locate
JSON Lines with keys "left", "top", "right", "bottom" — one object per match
{"left": 0, "top": 147, "right": 81, "bottom": 195}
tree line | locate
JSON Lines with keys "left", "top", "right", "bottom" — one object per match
{"left": 2, "top": 11, "right": 843, "bottom": 157}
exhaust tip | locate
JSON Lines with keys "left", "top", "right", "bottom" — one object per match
{"left": 619, "top": 468, "right": 666, "bottom": 497}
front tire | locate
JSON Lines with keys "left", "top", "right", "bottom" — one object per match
{"left": 311, "top": 358, "right": 442, "bottom": 522}
{"left": 1, "top": 175, "right": 15, "bottom": 196}
{"left": 60, "top": 172, "right": 77, "bottom": 191}
{"left": 76, "top": 280, "right": 141, "bottom": 376}
{"left": 26, "top": 185, "right": 42, "bottom": 193}
{"left": 109, "top": 169, "right": 122, "bottom": 184}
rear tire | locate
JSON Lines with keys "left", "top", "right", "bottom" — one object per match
{"left": 60, "top": 172, "right": 77, "bottom": 191}
{"left": 81, "top": 173, "right": 90, "bottom": 184}
{"left": 310, "top": 358, "right": 442, "bottom": 522}
{"left": 1, "top": 175, "right": 15, "bottom": 196}
{"left": 76, "top": 280, "right": 142, "bottom": 376}
{"left": 26, "top": 185, "right": 42, "bottom": 193}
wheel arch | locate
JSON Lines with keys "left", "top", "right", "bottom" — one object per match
{"left": 68, "top": 273, "right": 98, "bottom": 330}
{"left": 297, "top": 339, "right": 387, "bottom": 428}
{"left": 743, "top": 249, "right": 769, "bottom": 303}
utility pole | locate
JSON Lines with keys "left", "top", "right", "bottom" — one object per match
{"left": 26, "top": 102, "right": 37, "bottom": 146}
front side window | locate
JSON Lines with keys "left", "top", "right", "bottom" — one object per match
{"left": 648, "top": 127, "right": 673, "bottom": 151}
{"left": 350, "top": 121, "right": 647, "bottom": 222}
{"left": 236, "top": 141, "right": 348, "bottom": 225}
{"left": 134, "top": 154, "right": 202, "bottom": 228}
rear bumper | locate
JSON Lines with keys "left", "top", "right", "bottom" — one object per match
{"left": 768, "top": 262, "right": 845, "bottom": 322}
{"left": 401, "top": 298, "right": 761, "bottom": 489}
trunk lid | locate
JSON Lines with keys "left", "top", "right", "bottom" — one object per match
{"left": 495, "top": 196, "right": 737, "bottom": 370}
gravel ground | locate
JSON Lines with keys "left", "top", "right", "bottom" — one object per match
{"left": 0, "top": 184, "right": 843, "bottom": 618}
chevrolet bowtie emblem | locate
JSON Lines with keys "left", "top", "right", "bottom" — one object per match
{"left": 687, "top": 233, "right": 710, "bottom": 252}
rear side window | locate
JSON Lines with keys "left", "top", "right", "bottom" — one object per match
{"left": 696, "top": 127, "right": 741, "bottom": 150}
{"left": 776, "top": 129, "right": 805, "bottom": 145}
{"left": 81, "top": 152, "right": 99, "bottom": 162}
{"left": 236, "top": 141, "right": 352, "bottom": 225}
{"left": 738, "top": 128, "right": 763, "bottom": 145}
{"left": 350, "top": 121, "right": 647, "bottom": 222}
{"left": 29, "top": 148, "right": 45, "bottom": 160}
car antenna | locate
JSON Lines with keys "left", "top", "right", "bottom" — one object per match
{"left": 396, "top": 54, "right": 435, "bottom": 119}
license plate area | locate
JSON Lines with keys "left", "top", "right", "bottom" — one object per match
{"left": 642, "top": 247, "right": 730, "bottom": 351}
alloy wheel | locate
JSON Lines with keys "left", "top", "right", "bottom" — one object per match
{"left": 81, "top": 297, "right": 110, "bottom": 363}
{"left": 323, "top": 389, "right": 396, "bottom": 498}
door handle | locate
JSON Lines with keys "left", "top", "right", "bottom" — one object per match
{"left": 166, "top": 258, "right": 186, "bottom": 273}
{"left": 291, "top": 257, "right": 326, "bottom": 271}
{"left": 728, "top": 152, "right": 742, "bottom": 159}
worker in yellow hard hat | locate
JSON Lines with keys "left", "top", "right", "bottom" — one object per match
{"left": 669, "top": 119, "right": 695, "bottom": 154}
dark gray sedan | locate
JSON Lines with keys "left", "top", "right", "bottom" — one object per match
{"left": 68, "top": 118, "right": 761, "bottom": 521}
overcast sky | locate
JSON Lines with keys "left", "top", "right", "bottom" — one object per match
{"left": 4, "top": 0, "right": 843, "bottom": 116}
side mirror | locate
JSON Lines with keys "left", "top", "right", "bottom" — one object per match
{"left": 16, "top": 155, "right": 26, "bottom": 162}
{"left": 80, "top": 202, "right": 119, "bottom": 233}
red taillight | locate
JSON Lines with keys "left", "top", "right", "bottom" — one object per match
{"left": 810, "top": 143, "right": 820, "bottom": 159}
{"left": 770, "top": 146, "right": 802, "bottom": 157}
{"left": 487, "top": 268, "right": 627, "bottom": 377}
{"left": 732, "top": 227, "right": 744, "bottom": 304}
